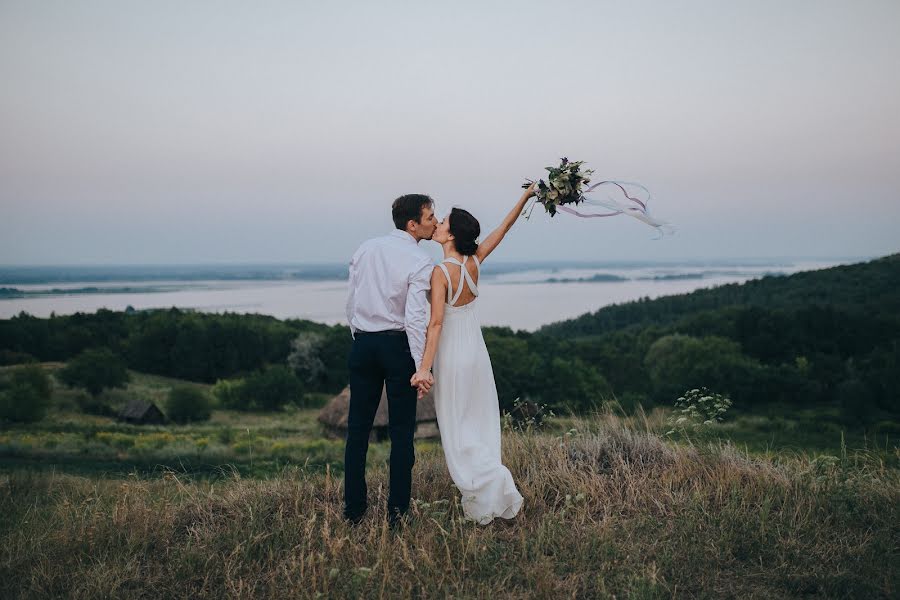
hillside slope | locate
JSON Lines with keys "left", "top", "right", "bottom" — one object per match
{"left": 540, "top": 254, "right": 900, "bottom": 338}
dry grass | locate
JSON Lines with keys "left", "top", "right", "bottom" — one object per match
{"left": 2, "top": 414, "right": 898, "bottom": 599}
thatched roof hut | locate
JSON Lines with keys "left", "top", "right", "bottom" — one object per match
{"left": 318, "top": 386, "right": 438, "bottom": 441}
{"left": 118, "top": 399, "right": 166, "bottom": 425}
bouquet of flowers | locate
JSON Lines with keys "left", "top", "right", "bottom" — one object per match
{"left": 522, "top": 158, "right": 672, "bottom": 235}
{"left": 521, "top": 157, "right": 594, "bottom": 217}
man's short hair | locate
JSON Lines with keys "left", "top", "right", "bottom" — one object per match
{"left": 392, "top": 194, "right": 434, "bottom": 230}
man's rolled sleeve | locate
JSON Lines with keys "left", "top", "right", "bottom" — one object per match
{"left": 404, "top": 258, "right": 432, "bottom": 370}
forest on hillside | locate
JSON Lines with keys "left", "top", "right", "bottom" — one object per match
{"left": 1, "top": 254, "right": 897, "bottom": 425}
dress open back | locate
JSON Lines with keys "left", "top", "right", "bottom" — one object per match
{"left": 432, "top": 254, "right": 524, "bottom": 524}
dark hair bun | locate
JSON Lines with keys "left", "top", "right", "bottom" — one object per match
{"left": 456, "top": 238, "right": 478, "bottom": 255}
{"left": 449, "top": 208, "right": 480, "bottom": 256}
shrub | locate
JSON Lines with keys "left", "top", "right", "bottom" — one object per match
{"left": 536, "top": 357, "right": 612, "bottom": 413}
{"left": 300, "top": 392, "right": 333, "bottom": 409}
{"left": 645, "top": 334, "right": 761, "bottom": 405}
{"left": 483, "top": 332, "right": 540, "bottom": 411}
{"left": 74, "top": 391, "right": 114, "bottom": 416}
{"left": 316, "top": 326, "right": 353, "bottom": 393}
{"left": 666, "top": 387, "right": 732, "bottom": 436}
{"left": 501, "top": 397, "right": 554, "bottom": 431}
{"left": 166, "top": 386, "right": 213, "bottom": 424}
{"left": 0, "top": 350, "right": 37, "bottom": 366}
{"left": 614, "top": 391, "right": 649, "bottom": 413}
{"left": 287, "top": 332, "right": 326, "bottom": 385}
{"left": 217, "top": 426, "right": 236, "bottom": 445}
{"left": 246, "top": 365, "right": 304, "bottom": 411}
{"left": 229, "top": 366, "right": 304, "bottom": 411}
{"left": 58, "top": 348, "right": 130, "bottom": 396}
{"left": 837, "top": 378, "right": 877, "bottom": 425}
{"left": 211, "top": 378, "right": 243, "bottom": 408}
{"left": 0, "top": 365, "right": 53, "bottom": 423}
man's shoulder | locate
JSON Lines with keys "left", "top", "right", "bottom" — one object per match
{"left": 356, "top": 232, "right": 433, "bottom": 267}
{"left": 410, "top": 242, "right": 432, "bottom": 260}
{"left": 353, "top": 234, "right": 387, "bottom": 256}
{"left": 364, "top": 231, "right": 401, "bottom": 249}
{"left": 365, "top": 232, "right": 393, "bottom": 246}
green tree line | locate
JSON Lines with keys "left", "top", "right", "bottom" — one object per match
{"left": 1, "top": 254, "right": 897, "bottom": 421}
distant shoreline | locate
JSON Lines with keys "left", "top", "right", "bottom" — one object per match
{"left": 0, "top": 256, "right": 878, "bottom": 328}
{"left": 0, "top": 257, "right": 870, "bottom": 286}
{"left": 0, "top": 285, "right": 182, "bottom": 299}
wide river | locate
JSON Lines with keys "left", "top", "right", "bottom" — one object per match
{"left": 0, "top": 260, "right": 853, "bottom": 331}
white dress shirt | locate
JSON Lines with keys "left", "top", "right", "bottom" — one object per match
{"left": 345, "top": 229, "right": 433, "bottom": 369}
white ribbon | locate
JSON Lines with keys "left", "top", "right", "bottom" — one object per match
{"left": 533, "top": 180, "right": 673, "bottom": 237}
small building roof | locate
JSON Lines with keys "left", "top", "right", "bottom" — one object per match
{"left": 118, "top": 399, "right": 165, "bottom": 423}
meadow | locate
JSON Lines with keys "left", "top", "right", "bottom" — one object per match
{"left": 1, "top": 367, "right": 898, "bottom": 598}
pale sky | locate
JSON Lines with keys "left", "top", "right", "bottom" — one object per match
{"left": 1, "top": 0, "right": 898, "bottom": 265}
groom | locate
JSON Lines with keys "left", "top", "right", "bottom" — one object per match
{"left": 343, "top": 194, "right": 437, "bottom": 526}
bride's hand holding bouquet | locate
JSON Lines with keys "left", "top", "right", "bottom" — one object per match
{"left": 521, "top": 158, "right": 671, "bottom": 234}
{"left": 521, "top": 157, "right": 593, "bottom": 217}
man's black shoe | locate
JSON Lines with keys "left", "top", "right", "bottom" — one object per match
{"left": 345, "top": 513, "right": 365, "bottom": 526}
{"left": 387, "top": 510, "right": 410, "bottom": 531}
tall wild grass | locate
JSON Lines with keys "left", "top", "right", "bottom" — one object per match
{"left": 2, "top": 412, "right": 898, "bottom": 598}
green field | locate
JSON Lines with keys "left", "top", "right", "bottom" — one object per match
{"left": 0, "top": 367, "right": 384, "bottom": 479}
{"left": 2, "top": 367, "right": 899, "bottom": 598}
{"left": 1, "top": 366, "right": 895, "bottom": 481}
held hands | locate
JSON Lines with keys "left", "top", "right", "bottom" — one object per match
{"left": 410, "top": 368, "right": 434, "bottom": 400}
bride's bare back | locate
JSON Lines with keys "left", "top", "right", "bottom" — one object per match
{"left": 438, "top": 255, "right": 480, "bottom": 307}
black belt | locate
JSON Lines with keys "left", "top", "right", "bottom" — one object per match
{"left": 356, "top": 329, "right": 406, "bottom": 336}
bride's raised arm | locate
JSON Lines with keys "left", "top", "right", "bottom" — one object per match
{"left": 475, "top": 183, "right": 537, "bottom": 264}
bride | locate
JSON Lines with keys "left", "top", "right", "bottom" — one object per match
{"left": 410, "top": 183, "right": 536, "bottom": 524}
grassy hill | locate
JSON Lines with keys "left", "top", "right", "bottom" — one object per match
{"left": 2, "top": 413, "right": 897, "bottom": 599}
{"left": 2, "top": 253, "right": 899, "bottom": 597}
{"left": 1, "top": 374, "right": 896, "bottom": 598}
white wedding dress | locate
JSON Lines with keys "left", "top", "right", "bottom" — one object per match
{"left": 431, "top": 255, "right": 524, "bottom": 524}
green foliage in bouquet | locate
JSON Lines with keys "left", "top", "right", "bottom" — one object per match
{"left": 522, "top": 157, "right": 594, "bottom": 217}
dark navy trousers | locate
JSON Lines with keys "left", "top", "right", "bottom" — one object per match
{"left": 343, "top": 331, "right": 417, "bottom": 521}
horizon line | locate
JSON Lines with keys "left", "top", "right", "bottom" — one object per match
{"left": 0, "top": 254, "right": 882, "bottom": 269}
